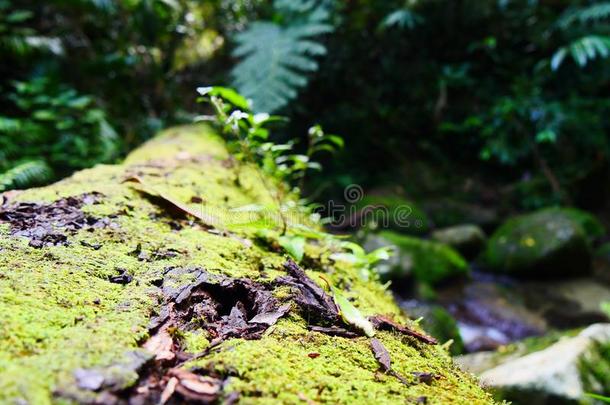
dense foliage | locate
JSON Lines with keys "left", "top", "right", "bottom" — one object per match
{"left": 2, "top": 0, "right": 610, "bottom": 216}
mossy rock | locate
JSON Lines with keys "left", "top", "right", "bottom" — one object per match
{"left": 355, "top": 195, "right": 430, "bottom": 235}
{"left": 556, "top": 207, "right": 605, "bottom": 243}
{"left": 0, "top": 125, "right": 493, "bottom": 404}
{"left": 377, "top": 231, "right": 470, "bottom": 285}
{"left": 461, "top": 324, "right": 610, "bottom": 404}
{"left": 483, "top": 208, "right": 594, "bottom": 277}
{"left": 431, "top": 224, "right": 486, "bottom": 259}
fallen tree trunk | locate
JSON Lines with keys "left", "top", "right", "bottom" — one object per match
{"left": 0, "top": 125, "right": 493, "bottom": 404}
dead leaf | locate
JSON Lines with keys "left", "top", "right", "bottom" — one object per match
{"left": 160, "top": 376, "right": 178, "bottom": 404}
{"left": 108, "top": 268, "right": 132, "bottom": 284}
{"left": 411, "top": 372, "right": 440, "bottom": 385}
{"left": 308, "top": 325, "right": 359, "bottom": 338}
{"left": 155, "top": 267, "right": 291, "bottom": 342}
{"left": 278, "top": 259, "right": 339, "bottom": 323}
{"left": 370, "top": 338, "right": 391, "bottom": 372}
{"left": 143, "top": 327, "right": 175, "bottom": 362}
{"left": 369, "top": 315, "right": 437, "bottom": 345}
{"left": 249, "top": 304, "right": 291, "bottom": 325}
{"left": 123, "top": 176, "right": 216, "bottom": 227}
{"left": 0, "top": 192, "right": 106, "bottom": 248}
{"left": 308, "top": 352, "right": 320, "bottom": 359}
{"left": 169, "top": 368, "right": 222, "bottom": 403}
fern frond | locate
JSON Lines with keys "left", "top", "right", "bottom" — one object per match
{"left": 230, "top": 1, "right": 333, "bottom": 113}
{"left": 551, "top": 35, "right": 610, "bottom": 70}
{"left": 380, "top": 9, "right": 422, "bottom": 30}
{"left": 558, "top": 2, "right": 610, "bottom": 28}
{"left": 0, "top": 160, "right": 53, "bottom": 192}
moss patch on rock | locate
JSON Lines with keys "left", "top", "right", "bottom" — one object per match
{"left": 483, "top": 208, "right": 594, "bottom": 277}
{"left": 379, "top": 231, "right": 470, "bottom": 286}
{"left": 0, "top": 125, "right": 492, "bottom": 404}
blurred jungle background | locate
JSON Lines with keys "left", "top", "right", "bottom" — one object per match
{"left": 3, "top": 0, "right": 610, "bottom": 402}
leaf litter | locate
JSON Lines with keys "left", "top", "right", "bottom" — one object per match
{"left": 69, "top": 256, "right": 439, "bottom": 403}
{"left": 114, "top": 266, "right": 291, "bottom": 403}
{"left": 0, "top": 192, "right": 110, "bottom": 248}
{"left": 123, "top": 176, "right": 216, "bottom": 228}
{"left": 369, "top": 315, "right": 437, "bottom": 345}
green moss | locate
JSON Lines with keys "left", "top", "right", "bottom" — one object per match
{"left": 421, "top": 306, "right": 465, "bottom": 356}
{"left": 0, "top": 125, "right": 492, "bottom": 404}
{"left": 193, "top": 321, "right": 488, "bottom": 404}
{"left": 483, "top": 208, "right": 592, "bottom": 277}
{"left": 553, "top": 207, "right": 605, "bottom": 242}
{"left": 379, "top": 231, "right": 470, "bottom": 285}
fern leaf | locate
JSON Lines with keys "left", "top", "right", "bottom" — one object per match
{"left": 558, "top": 2, "right": 610, "bottom": 28}
{"left": 230, "top": 1, "right": 334, "bottom": 113}
{"left": 0, "top": 160, "right": 53, "bottom": 192}
{"left": 552, "top": 35, "right": 610, "bottom": 70}
{"left": 380, "top": 8, "right": 422, "bottom": 30}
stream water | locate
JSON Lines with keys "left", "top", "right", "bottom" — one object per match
{"left": 397, "top": 271, "right": 610, "bottom": 352}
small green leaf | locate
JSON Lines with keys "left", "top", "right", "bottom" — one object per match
{"left": 366, "top": 247, "right": 394, "bottom": 264}
{"left": 197, "top": 86, "right": 250, "bottom": 110}
{"left": 278, "top": 235, "right": 306, "bottom": 261}
{"left": 328, "top": 284, "right": 375, "bottom": 337}
{"left": 329, "top": 252, "right": 360, "bottom": 264}
{"left": 585, "top": 393, "right": 610, "bottom": 403}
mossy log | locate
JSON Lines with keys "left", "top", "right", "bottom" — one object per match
{"left": 0, "top": 125, "right": 493, "bottom": 404}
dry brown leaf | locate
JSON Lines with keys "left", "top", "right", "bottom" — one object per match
{"left": 142, "top": 327, "right": 175, "bottom": 362}
{"left": 123, "top": 176, "right": 216, "bottom": 227}
{"left": 370, "top": 338, "right": 391, "bottom": 372}
{"left": 160, "top": 376, "right": 178, "bottom": 404}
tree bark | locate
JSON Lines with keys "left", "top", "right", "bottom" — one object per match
{"left": 0, "top": 125, "right": 493, "bottom": 404}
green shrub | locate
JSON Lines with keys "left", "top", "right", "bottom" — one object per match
{"left": 0, "top": 78, "right": 118, "bottom": 191}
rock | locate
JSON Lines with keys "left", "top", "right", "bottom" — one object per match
{"left": 483, "top": 208, "right": 594, "bottom": 277}
{"left": 557, "top": 208, "right": 605, "bottom": 243}
{"left": 422, "top": 198, "right": 500, "bottom": 230}
{"left": 354, "top": 195, "right": 430, "bottom": 235}
{"left": 437, "top": 274, "right": 609, "bottom": 352}
{"left": 370, "top": 231, "right": 469, "bottom": 285}
{"left": 469, "top": 324, "right": 610, "bottom": 404}
{"left": 431, "top": 224, "right": 486, "bottom": 259}
{"left": 519, "top": 278, "right": 610, "bottom": 329}
{"left": 593, "top": 243, "right": 610, "bottom": 284}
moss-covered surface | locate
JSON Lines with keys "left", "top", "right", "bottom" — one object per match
{"left": 0, "top": 125, "right": 493, "bottom": 404}
{"left": 483, "top": 208, "right": 593, "bottom": 277}
{"left": 379, "top": 231, "right": 470, "bottom": 285}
